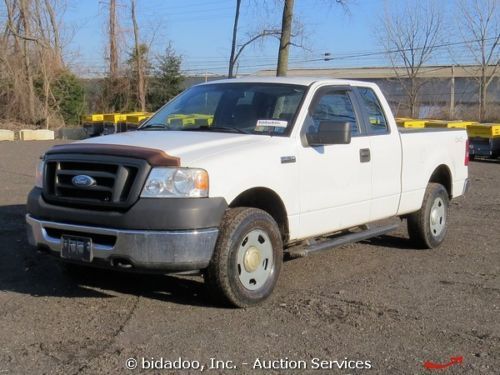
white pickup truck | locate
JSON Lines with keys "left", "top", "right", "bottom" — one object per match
{"left": 26, "top": 77, "right": 470, "bottom": 307}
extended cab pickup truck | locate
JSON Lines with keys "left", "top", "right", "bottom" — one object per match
{"left": 26, "top": 77, "right": 470, "bottom": 307}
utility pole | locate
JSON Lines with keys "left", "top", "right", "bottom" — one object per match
{"left": 276, "top": 0, "right": 294, "bottom": 77}
{"left": 228, "top": 0, "right": 241, "bottom": 78}
{"left": 450, "top": 65, "right": 455, "bottom": 120}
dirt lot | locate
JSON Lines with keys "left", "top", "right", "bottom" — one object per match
{"left": 0, "top": 140, "right": 498, "bottom": 375}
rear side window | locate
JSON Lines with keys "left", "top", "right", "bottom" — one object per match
{"left": 309, "top": 91, "right": 360, "bottom": 136}
{"left": 357, "top": 87, "right": 389, "bottom": 134}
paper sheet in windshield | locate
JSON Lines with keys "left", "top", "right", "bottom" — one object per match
{"left": 255, "top": 119, "right": 288, "bottom": 132}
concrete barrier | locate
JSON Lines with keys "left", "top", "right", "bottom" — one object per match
{"left": 0, "top": 129, "right": 15, "bottom": 141}
{"left": 34, "top": 129, "right": 55, "bottom": 140}
{"left": 19, "top": 129, "right": 36, "bottom": 140}
{"left": 19, "top": 129, "right": 55, "bottom": 140}
{"left": 56, "top": 127, "right": 87, "bottom": 140}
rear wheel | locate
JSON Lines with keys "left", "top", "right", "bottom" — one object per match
{"left": 205, "top": 207, "right": 283, "bottom": 307}
{"left": 407, "top": 183, "right": 449, "bottom": 249}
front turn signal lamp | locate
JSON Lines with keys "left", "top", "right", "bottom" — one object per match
{"left": 35, "top": 157, "right": 45, "bottom": 188}
{"left": 141, "top": 167, "right": 209, "bottom": 198}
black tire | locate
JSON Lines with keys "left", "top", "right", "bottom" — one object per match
{"left": 407, "top": 183, "right": 449, "bottom": 249}
{"left": 469, "top": 154, "right": 476, "bottom": 161}
{"left": 205, "top": 207, "right": 283, "bottom": 308}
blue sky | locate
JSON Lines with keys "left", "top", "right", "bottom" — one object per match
{"left": 61, "top": 0, "right": 462, "bottom": 76}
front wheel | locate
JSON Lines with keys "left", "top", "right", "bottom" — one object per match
{"left": 407, "top": 183, "right": 449, "bottom": 249}
{"left": 205, "top": 207, "right": 283, "bottom": 307}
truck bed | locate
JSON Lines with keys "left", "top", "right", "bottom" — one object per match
{"left": 397, "top": 127, "right": 468, "bottom": 215}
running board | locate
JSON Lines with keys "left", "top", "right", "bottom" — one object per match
{"left": 287, "top": 223, "right": 401, "bottom": 258}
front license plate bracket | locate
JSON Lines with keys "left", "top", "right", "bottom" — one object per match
{"left": 61, "top": 235, "right": 93, "bottom": 262}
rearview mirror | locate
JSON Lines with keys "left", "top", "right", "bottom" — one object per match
{"left": 306, "top": 121, "right": 352, "bottom": 146}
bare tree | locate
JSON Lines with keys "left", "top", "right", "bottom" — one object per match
{"left": 131, "top": 0, "right": 145, "bottom": 111}
{"left": 3, "top": 0, "right": 38, "bottom": 122}
{"left": 228, "top": 0, "right": 242, "bottom": 78}
{"left": 103, "top": 0, "right": 127, "bottom": 112}
{"left": 230, "top": 28, "right": 282, "bottom": 77}
{"left": 276, "top": 0, "right": 294, "bottom": 76}
{"left": 382, "top": 0, "right": 443, "bottom": 118}
{"left": 109, "top": 0, "right": 118, "bottom": 79}
{"left": 228, "top": 0, "right": 334, "bottom": 77}
{"left": 458, "top": 0, "right": 499, "bottom": 122}
{"left": 276, "top": 0, "right": 348, "bottom": 76}
{"left": 44, "top": 0, "right": 62, "bottom": 67}
{"left": 18, "top": 0, "right": 37, "bottom": 120}
{"left": 1, "top": 0, "right": 82, "bottom": 127}
{"left": 228, "top": 0, "right": 283, "bottom": 78}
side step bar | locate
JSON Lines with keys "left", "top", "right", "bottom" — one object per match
{"left": 287, "top": 222, "right": 401, "bottom": 258}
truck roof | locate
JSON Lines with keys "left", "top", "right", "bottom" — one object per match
{"left": 198, "top": 76, "right": 376, "bottom": 88}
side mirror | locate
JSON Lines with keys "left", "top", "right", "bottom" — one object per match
{"left": 306, "top": 121, "right": 352, "bottom": 146}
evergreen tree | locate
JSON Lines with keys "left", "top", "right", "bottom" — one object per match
{"left": 148, "top": 46, "right": 184, "bottom": 111}
{"left": 51, "top": 71, "right": 85, "bottom": 125}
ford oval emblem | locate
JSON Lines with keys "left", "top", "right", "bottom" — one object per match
{"left": 72, "top": 175, "right": 96, "bottom": 187}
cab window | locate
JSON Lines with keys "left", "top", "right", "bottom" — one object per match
{"left": 357, "top": 87, "right": 389, "bottom": 134}
{"left": 307, "top": 90, "right": 360, "bottom": 136}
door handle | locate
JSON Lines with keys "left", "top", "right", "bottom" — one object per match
{"left": 360, "top": 148, "right": 371, "bottom": 163}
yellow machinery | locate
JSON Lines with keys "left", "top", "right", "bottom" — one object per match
{"left": 467, "top": 123, "right": 500, "bottom": 138}
{"left": 125, "top": 113, "right": 153, "bottom": 131}
{"left": 424, "top": 120, "right": 479, "bottom": 129}
{"left": 81, "top": 114, "right": 105, "bottom": 137}
{"left": 395, "top": 118, "right": 427, "bottom": 128}
{"left": 103, "top": 113, "right": 128, "bottom": 135}
{"left": 467, "top": 124, "right": 500, "bottom": 160}
{"left": 166, "top": 114, "right": 214, "bottom": 128}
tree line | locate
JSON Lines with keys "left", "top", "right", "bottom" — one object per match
{"left": 382, "top": 0, "right": 498, "bottom": 121}
{"left": 0, "top": 0, "right": 81, "bottom": 127}
{"left": 0, "top": 0, "right": 184, "bottom": 128}
{"left": 0, "top": 0, "right": 497, "bottom": 128}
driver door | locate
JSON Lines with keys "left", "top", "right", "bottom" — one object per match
{"left": 297, "top": 87, "right": 372, "bottom": 239}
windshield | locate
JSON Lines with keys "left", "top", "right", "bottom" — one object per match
{"left": 140, "top": 83, "right": 307, "bottom": 135}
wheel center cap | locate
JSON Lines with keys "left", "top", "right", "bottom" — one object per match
{"left": 244, "top": 247, "right": 261, "bottom": 273}
{"left": 431, "top": 209, "right": 438, "bottom": 225}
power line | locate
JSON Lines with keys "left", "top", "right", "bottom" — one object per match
{"left": 70, "top": 35, "right": 498, "bottom": 76}
{"left": 139, "top": 0, "right": 233, "bottom": 12}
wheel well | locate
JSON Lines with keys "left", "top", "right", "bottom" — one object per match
{"left": 229, "top": 188, "right": 289, "bottom": 242}
{"left": 429, "top": 165, "right": 452, "bottom": 197}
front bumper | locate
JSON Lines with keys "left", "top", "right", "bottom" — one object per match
{"left": 26, "top": 214, "right": 219, "bottom": 272}
{"left": 27, "top": 188, "right": 227, "bottom": 231}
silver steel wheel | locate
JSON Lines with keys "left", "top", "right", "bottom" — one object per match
{"left": 236, "top": 229, "right": 274, "bottom": 291}
{"left": 429, "top": 197, "right": 446, "bottom": 236}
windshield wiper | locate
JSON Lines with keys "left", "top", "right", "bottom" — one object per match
{"left": 208, "top": 126, "right": 250, "bottom": 134}
{"left": 140, "top": 124, "right": 250, "bottom": 134}
{"left": 140, "top": 123, "right": 170, "bottom": 130}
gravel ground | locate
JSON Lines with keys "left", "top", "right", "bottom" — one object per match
{"left": 0, "top": 140, "right": 498, "bottom": 375}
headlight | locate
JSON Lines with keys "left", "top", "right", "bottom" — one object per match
{"left": 35, "top": 158, "right": 45, "bottom": 188}
{"left": 141, "top": 167, "right": 209, "bottom": 198}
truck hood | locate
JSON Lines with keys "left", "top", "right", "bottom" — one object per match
{"left": 78, "top": 130, "right": 268, "bottom": 166}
